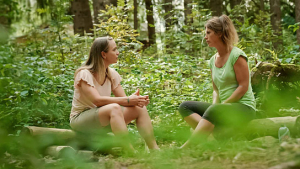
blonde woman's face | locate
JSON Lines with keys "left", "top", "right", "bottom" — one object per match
{"left": 204, "top": 28, "right": 221, "bottom": 47}
{"left": 103, "top": 40, "right": 119, "bottom": 65}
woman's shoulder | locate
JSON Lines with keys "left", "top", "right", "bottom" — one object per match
{"left": 75, "top": 68, "right": 94, "bottom": 80}
{"left": 77, "top": 69, "right": 93, "bottom": 76}
{"left": 74, "top": 68, "right": 95, "bottom": 87}
{"left": 232, "top": 47, "right": 247, "bottom": 57}
{"left": 230, "top": 47, "right": 248, "bottom": 64}
{"left": 108, "top": 67, "right": 121, "bottom": 76}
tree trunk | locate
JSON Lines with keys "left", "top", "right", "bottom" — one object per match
{"left": 93, "top": 0, "right": 110, "bottom": 24}
{"left": 260, "top": 0, "right": 264, "bottom": 11}
{"left": 110, "top": 0, "right": 117, "bottom": 6}
{"left": 269, "top": 0, "right": 282, "bottom": 49}
{"left": 134, "top": 0, "right": 138, "bottom": 30}
{"left": 296, "top": 0, "right": 300, "bottom": 51}
{"left": 229, "top": 0, "right": 241, "bottom": 10}
{"left": 184, "top": 0, "right": 193, "bottom": 26}
{"left": 71, "top": 0, "right": 94, "bottom": 36}
{"left": 210, "top": 0, "right": 223, "bottom": 16}
{"left": 145, "top": 0, "right": 156, "bottom": 45}
{"left": 164, "top": 0, "right": 172, "bottom": 31}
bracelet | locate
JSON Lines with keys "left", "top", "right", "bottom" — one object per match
{"left": 127, "top": 97, "right": 130, "bottom": 104}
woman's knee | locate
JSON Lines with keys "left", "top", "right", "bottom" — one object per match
{"left": 131, "top": 106, "right": 147, "bottom": 117}
{"left": 108, "top": 103, "right": 123, "bottom": 117}
{"left": 178, "top": 101, "right": 191, "bottom": 117}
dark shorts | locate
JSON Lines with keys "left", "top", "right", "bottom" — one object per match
{"left": 179, "top": 101, "right": 256, "bottom": 128}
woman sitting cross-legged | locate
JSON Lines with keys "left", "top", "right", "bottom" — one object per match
{"left": 70, "top": 36, "right": 159, "bottom": 153}
{"left": 179, "top": 15, "right": 256, "bottom": 149}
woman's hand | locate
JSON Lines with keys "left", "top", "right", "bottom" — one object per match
{"left": 129, "top": 89, "right": 150, "bottom": 108}
{"left": 128, "top": 94, "right": 147, "bottom": 108}
{"left": 144, "top": 95, "right": 150, "bottom": 106}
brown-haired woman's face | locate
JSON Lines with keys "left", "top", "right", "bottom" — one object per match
{"left": 103, "top": 40, "right": 119, "bottom": 65}
{"left": 204, "top": 28, "right": 221, "bottom": 47}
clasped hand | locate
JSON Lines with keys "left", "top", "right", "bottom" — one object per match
{"left": 128, "top": 89, "right": 150, "bottom": 108}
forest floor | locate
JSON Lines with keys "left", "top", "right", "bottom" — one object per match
{"left": 40, "top": 136, "right": 300, "bottom": 169}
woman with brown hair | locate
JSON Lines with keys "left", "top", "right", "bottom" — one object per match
{"left": 70, "top": 37, "right": 159, "bottom": 152}
{"left": 179, "top": 15, "right": 256, "bottom": 148}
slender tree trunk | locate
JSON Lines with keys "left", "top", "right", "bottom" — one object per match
{"left": 164, "top": 0, "right": 172, "bottom": 31}
{"left": 184, "top": 0, "right": 192, "bottom": 26}
{"left": 296, "top": 0, "right": 300, "bottom": 51}
{"left": 229, "top": 0, "right": 241, "bottom": 10}
{"left": 145, "top": 0, "right": 156, "bottom": 45}
{"left": 71, "top": 0, "right": 93, "bottom": 36}
{"left": 93, "top": 0, "right": 110, "bottom": 24}
{"left": 134, "top": 0, "right": 138, "bottom": 30}
{"left": 260, "top": 0, "right": 265, "bottom": 11}
{"left": 269, "top": 0, "right": 282, "bottom": 49}
{"left": 0, "top": 16, "right": 8, "bottom": 27}
{"left": 110, "top": 0, "right": 117, "bottom": 6}
{"left": 210, "top": 0, "right": 223, "bottom": 16}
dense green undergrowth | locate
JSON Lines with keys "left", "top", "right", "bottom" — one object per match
{"left": 0, "top": 4, "right": 300, "bottom": 169}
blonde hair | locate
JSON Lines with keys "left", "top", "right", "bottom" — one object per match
{"left": 205, "top": 15, "right": 238, "bottom": 51}
{"left": 75, "top": 36, "right": 114, "bottom": 84}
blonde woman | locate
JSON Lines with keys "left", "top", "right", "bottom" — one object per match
{"left": 70, "top": 37, "right": 159, "bottom": 152}
{"left": 179, "top": 15, "right": 256, "bottom": 148}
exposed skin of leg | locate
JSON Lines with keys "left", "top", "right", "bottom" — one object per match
{"left": 184, "top": 113, "right": 202, "bottom": 129}
{"left": 96, "top": 103, "right": 134, "bottom": 151}
{"left": 123, "top": 106, "right": 159, "bottom": 150}
{"left": 180, "top": 119, "right": 215, "bottom": 149}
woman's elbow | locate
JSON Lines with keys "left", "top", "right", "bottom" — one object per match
{"left": 91, "top": 97, "right": 103, "bottom": 107}
{"left": 239, "top": 84, "right": 248, "bottom": 94}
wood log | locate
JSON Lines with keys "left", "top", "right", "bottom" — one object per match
{"left": 77, "top": 150, "right": 95, "bottom": 161}
{"left": 21, "top": 126, "right": 77, "bottom": 149}
{"left": 45, "top": 146, "right": 76, "bottom": 158}
{"left": 21, "top": 126, "right": 76, "bottom": 139}
{"left": 246, "top": 116, "right": 300, "bottom": 139}
{"left": 45, "top": 146, "right": 95, "bottom": 161}
{"left": 20, "top": 126, "right": 116, "bottom": 151}
{"left": 251, "top": 62, "right": 300, "bottom": 115}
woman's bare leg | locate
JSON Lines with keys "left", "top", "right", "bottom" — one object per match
{"left": 97, "top": 103, "right": 134, "bottom": 151}
{"left": 183, "top": 113, "right": 202, "bottom": 129}
{"left": 123, "top": 106, "right": 159, "bottom": 150}
{"left": 180, "top": 119, "right": 214, "bottom": 149}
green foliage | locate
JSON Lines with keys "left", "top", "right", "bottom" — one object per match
{"left": 0, "top": 1, "right": 87, "bottom": 132}
{"left": 160, "top": 4, "right": 214, "bottom": 58}
{"left": 0, "top": 1, "right": 300, "bottom": 168}
{"left": 94, "top": 5, "right": 143, "bottom": 63}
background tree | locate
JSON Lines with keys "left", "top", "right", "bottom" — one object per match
{"left": 93, "top": 0, "right": 109, "bottom": 24}
{"left": 260, "top": 0, "right": 265, "bottom": 11}
{"left": 210, "top": 0, "right": 223, "bottom": 16}
{"left": 229, "top": 0, "right": 241, "bottom": 10}
{"left": 184, "top": 0, "right": 193, "bottom": 26}
{"left": 269, "top": 0, "right": 282, "bottom": 49}
{"left": 134, "top": 0, "right": 138, "bottom": 30}
{"left": 164, "top": 0, "right": 173, "bottom": 31}
{"left": 110, "top": 0, "right": 117, "bottom": 6}
{"left": 296, "top": 0, "right": 300, "bottom": 50}
{"left": 71, "top": 0, "right": 93, "bottom": 36}
{"left": 145, "top": 0, "right": 156, "bottom": 45}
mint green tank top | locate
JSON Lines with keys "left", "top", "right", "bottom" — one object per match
{"left": 209, "top": 47, "right": 256, "bottom": 111}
